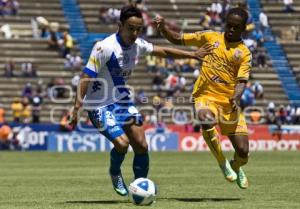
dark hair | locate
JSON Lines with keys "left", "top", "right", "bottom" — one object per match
{"left": 226, "top": 7, "right": 248, "bottom": 26}
{"left": 120, "top": 5, "right": 142, "bottom": 24}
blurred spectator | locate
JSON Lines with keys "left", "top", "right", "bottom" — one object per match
{"left": 293, "top": 106, "right": 300, "bottom": 124}
{"left": 21, "top": 62, "right": 37, "bottom": 77}
{"left": 0, "top": 24, "right": 13, "bottom": 39}
{"left": 177, "top": 73, "right": 187, "bottom": 92}
{"left": 165, "top": 72, "right": 179, "bottom": 97}
{"left": 281, "top": 26, "right": 299, "bottom": 41}
{"left": 0, "top": 103, "right": 5, "bottom": 124}
{"left": 47, "top": 78, "right": 56, "bottom": 98}
{"left": 108, "top": 8, "right": 121, "bottom": 23}
{"left": 11, "top": 97, "right": 23, "bottom": 122}
{"left": 220, "top": 0, "right": 231, "bottom": 23}
{"left": 256, "top": 47, "right": 268, "bottom": 69}
{"left": 99, "top": 7, "right": 110, "bottom": 24}
{"left": 22, "top": 83, "right": 33, "bottom": 98}
{"left": 250, "top": 108, "right": 262, "bottom": 124}
{"left": 251, "top": 81, "right": 264, "bottom": 99}
{"left": 285, "top": 105, "right": 294, "bottom": 124}
{"left": 199, "top": 8, "right": 212, "bottom": 30}
{"left": 71, "top": 73, "right": 81, "bottom": 92}
{"left": 277, "top": 105, "right": 287, "bottom": 124}
{"left": 211, "top": 0, "right": 222, "bottom": 15}
{"left": 0, "top": 125, "right": 12, "bottom": 150}
{"left": 4, "top": 59, "right": 15, "bottom": 77}
{"left": 259, "top": 11, "right": 269, "bottom": 34}
{"left": 55, "top": 78, "right": 67, "bottom": 98}
{"left": 60, "top": 110, "right": 72, "bottom": 132}
{"left": 135, "top": 0, "right": 147, "bottom": 11}
{"left": 142, "top": 10, "right": 155, "bottom": 37}
{"left": 152, "top": 93, "right": 163, "bottom": 111}
{"left": 266, "top": 102, "right": 277, "bottom": 124}
{"left": 135, "top": 88, "right": 146, "bottom": 104}
{"left": 283, "top": 0, "right": 295, "bottom": 13}
{"left": 152, "top": 71, "right": 165, "bottom": 92}
{"left": 61, "top": 31, "right": 74, "bottom": 58}
{"left": 146, "top": 55, "right": 157, "bottom": 73}
{"left": 35, "top": 16, "right": 49, "bottom": 38}
{"left": 36, "top": 79, "right": 45, "bottom": 97}
{"left": 0, "top": 0, "right": 18, "bottom": 16}
{"left": 64, "top": 54, "right": 82, "bottom": 71}
{"left": 22, "top": 97, "right": 32, "bottom": 123}
{"left": 252, "top": 28, "right": 264, "bottom": 47}
{"left": 48, "top": 29, "right": 59, "bottom": 50}
{"left": 243, "top": 36, "right": 257, "bottom": 53}
{"left": 31, "top": 91, "right": 43, "bottom": 123}
{"left": 174, "top": 110, "right": 188, "bottom": 125}
{"left": 163, "top": 97, "right": 174, "bottom": 113}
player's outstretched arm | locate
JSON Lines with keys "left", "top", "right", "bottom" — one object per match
{"left": 151, "top": 44, "right": 213, "bottom": 60}
{"left": 69, "top": 73, "right": 91, "bottom": 129}
{"left": 153, "top": 16, "right": 182, "bottom": 45}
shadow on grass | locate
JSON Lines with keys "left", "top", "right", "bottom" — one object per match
{"left": 66, "top": 200, "right": 129, "bottom": 204}
{"left": 159, "top": 197, "right": 241, "bottom": 202}
{"left": 65, "top": 197, "right": 240, "bottom": 204}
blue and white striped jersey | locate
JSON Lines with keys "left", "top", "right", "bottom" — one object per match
{"left": 82, "top": 33, "right": 153, "bottom": 109}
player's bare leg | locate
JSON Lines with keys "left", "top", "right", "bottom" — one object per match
{"left": 198, "top": 109, "right": 237, "bottom": 182}
{"left": 124, "top": 122, "right": 149, "bottom": 179}
{"left": 229, "top": 135, "right": 249, "bottom": 189}
{"left": 110, "top": 135, "right": 130, "bottom": 196}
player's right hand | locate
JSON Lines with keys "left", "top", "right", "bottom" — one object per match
{"left": 153, "top": 16, "right": 165, "bottom": 31}
{"left": 194, "top": 44, "right": 214, "bottom": 59}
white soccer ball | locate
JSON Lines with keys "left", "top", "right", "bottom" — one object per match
{"left": 128, "top": 178, "right": 157, "bottom": 205}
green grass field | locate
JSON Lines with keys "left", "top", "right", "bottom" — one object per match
{"left": 0, "top": 151, "right": 299, "bottom": 209}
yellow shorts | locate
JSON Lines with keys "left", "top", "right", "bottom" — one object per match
{"left": 194, "top": 97, "right": 248, "bottom": 136}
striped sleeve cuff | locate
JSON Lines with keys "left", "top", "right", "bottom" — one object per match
{"left": 83, "top": 67, "right": 98, "bottom": 78}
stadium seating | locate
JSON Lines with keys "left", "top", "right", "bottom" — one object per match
{"left": 0, "top": 0, "right": 75, "bottom": 122}
{"left": 0, "top": 0, "right": 295, "bottom": 123}
{"left": 261, "top": 0, "right": 300, "bottom": 84}
{"left": 76, "top": 0, "right": 289, "bottom": 123}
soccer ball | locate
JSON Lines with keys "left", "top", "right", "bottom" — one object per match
{"left": 128, "top": 178, "right": 157, "bottom": 205}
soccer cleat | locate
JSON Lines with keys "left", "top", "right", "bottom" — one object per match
{"left": 110, "top": 173, "right": 128, "bottom": 196}
{"left": 219, "top": 160, "right": 237, "bottom": 182}
{"left": 236, "top": 168, "right": 249, "bottom": 189}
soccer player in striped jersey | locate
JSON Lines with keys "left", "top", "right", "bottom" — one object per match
{"left": 70, "top": 5, "right": 212, "bottom": 196}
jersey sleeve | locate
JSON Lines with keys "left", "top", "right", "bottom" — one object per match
{"left": 137, "top": 38, "right": 154, "bottom": 56}
{"left": 181, "top": 31, "right": 213, "bottom": 47}
{"left": 237, "top": 49, "right": 252, "bottom": 81}
{"left": 83, "top": 42, "right": 110, "bottom": 78}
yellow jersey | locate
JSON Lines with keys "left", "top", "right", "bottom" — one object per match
{"left": 182, "top": 31, "right": 252, "bottom": 104}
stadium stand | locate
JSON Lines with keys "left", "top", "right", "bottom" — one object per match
{"left": 250, "top": 0, "right": 300, "bottom": 105}
{"left": 0, "top": 0, "right": 297, "bottom": 124}
{"left": 0, "top": 0, "right": 77, "bottom": 123}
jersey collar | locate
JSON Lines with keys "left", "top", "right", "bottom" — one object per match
{"left": 116, "top": 33, "right": 132, "bottom": 50}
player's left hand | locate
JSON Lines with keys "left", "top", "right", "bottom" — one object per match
{"left": 229, "top": 97, "right": 240, "bottom": 112}
{"left": 194, "top": 44, "right": 214, "bottom": 60}
{"left": 153, "top": 15, "right": 165, "bottom": 32}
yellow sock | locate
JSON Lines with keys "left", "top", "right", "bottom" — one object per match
{"left": 231, "top": 153, "right": 248, "bottom": 172}
{"left": 202, "top": 127, "right": 226, "bottom": 165}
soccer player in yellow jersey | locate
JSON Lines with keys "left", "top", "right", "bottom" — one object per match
{"left": 154, "top": 7, "right": 251, "bottom": 189}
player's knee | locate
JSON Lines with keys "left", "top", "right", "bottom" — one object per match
{"left": 135, "top": 141, "right": 148, "bottom": 154}
{"left": 114, "top": 138, "right": 130, "bottom": 153}
{"left": 237, "top": 145, "right": 249, "bottom": 159}
{"left": 198, "top": 111, "right": 216, "bottom": 126}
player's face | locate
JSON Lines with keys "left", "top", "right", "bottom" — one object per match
{"left": 120, "top": 16, "right": 143, "bottom": 45}
{"left": 224, "top": 14, "right": 245, "bottom": 42}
